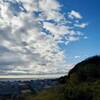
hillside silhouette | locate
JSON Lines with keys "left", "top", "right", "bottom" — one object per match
{"left": 68, "top": 55, "right": 100, "bottom": 82}
{"left": 1, "top": 56, "right": 100, "bottom": 100}
{"left": 24, "top": 56, "right": 100, "bottom": 100}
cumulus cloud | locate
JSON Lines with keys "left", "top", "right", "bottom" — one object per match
{"left": 68, "top": 10, "right": 82, "bottom": 19}
{"left": 0, "top": 0, "right": 87, "bottom": 75}
{"left": 74, "top": 23, "right": 88, "bottom": 28}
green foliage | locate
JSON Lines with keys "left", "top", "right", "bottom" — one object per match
{"left": 22, "top": 56, "right": 100, "bottom": 100}
{"left": 2, "top": 56, "right": 100, "bottom": 100}
{"left": 19, "top": 80, "right": 100, "bottom": 100}
{"left": 64, "top": 81, "right": 100, "bottom": 100}
{"left": 18, "top": 85, "right": 65, "bottom": 100}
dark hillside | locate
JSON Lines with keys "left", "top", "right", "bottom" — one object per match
{"left": 30, "top": 56, "right": 100, "bottom": 100}
{"left": 68, "top": 55, "right": 100, "bottom": 82}
{"left": 1, "top": 56, "right": 100, "bottom": 100}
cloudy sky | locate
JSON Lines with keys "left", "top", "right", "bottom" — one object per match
{"left": 0, "top": 0, "right": 100, "bottom": 77}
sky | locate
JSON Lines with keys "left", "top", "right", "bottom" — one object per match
{"left": 59, "top": 0, "right": 100, "bottom": 64}
{"left": 0, "top": 0, "right": 100, "bottom": 77}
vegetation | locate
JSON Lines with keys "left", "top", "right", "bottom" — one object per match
{"left": 27, "top": 55, "right": 100, "bottom": 100}
{"left": 63, "top": 55, "right": 100, "bottom": 100}
{"left": 1, "top": 55, "right": 100, "bottom": 100}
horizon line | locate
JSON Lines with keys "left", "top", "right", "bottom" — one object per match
{"left": 0, "top": 73, "right": 66, "bottom": 79}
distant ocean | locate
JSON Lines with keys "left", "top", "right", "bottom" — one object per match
{"left": 0, "top": 74, "right": 66, "bottom": 81}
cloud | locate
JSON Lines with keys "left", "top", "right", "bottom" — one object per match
{"left": 74, "top": 56, "right": 81, "bottom": 59}
{"left": 68, "top": 10, "right": 82, "bottom": 19}
{"left": 74, "top": 23, "right": 88, "bottom": 28}
{"left": 84, "top": 36, "right": 88, "bottom": 39}
{"left": 0, "top": 0, "right": 87, "bottom": 75}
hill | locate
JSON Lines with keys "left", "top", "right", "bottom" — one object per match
{"left": 68, "top": 55, "right": 100, "bottom": 82}
{"left": 64, "top": 55, "right": 100, "bottom": 100}
{"left": 6, "top": 56, "right": 100, "bottom": 100}
{"left": 24, "top": 56, "right": 100, "bottom": 100}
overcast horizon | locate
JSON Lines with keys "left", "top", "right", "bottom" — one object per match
{"left": 0, "top": 0, "right": 100, "bottom": 78}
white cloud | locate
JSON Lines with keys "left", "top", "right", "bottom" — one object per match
{"left": 84, "top": 36, "right": 88, "bottom": 39}
{"left": 67, "top": 36, "right": 79, "bottom": 42}
{"left": 68, "top": 10, "right": 82, "bottom": 19}
{"left": 43, "top": 22, "right": 70, "bottom": 40}
{"left": 75, "top": 56, "right": 81, "bottom": 59}
{"left": 0, "top": 0, "right": 87, "bottom": 75}
{"left": 74, "top": 23, "right": 88, "bottom": 28}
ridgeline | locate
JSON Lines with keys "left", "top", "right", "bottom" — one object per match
{"left": 1, "top": 56, "right": 100, "bottom": 100}
{"left": 26, "top": 56, "right": 100, "bottom": 100}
